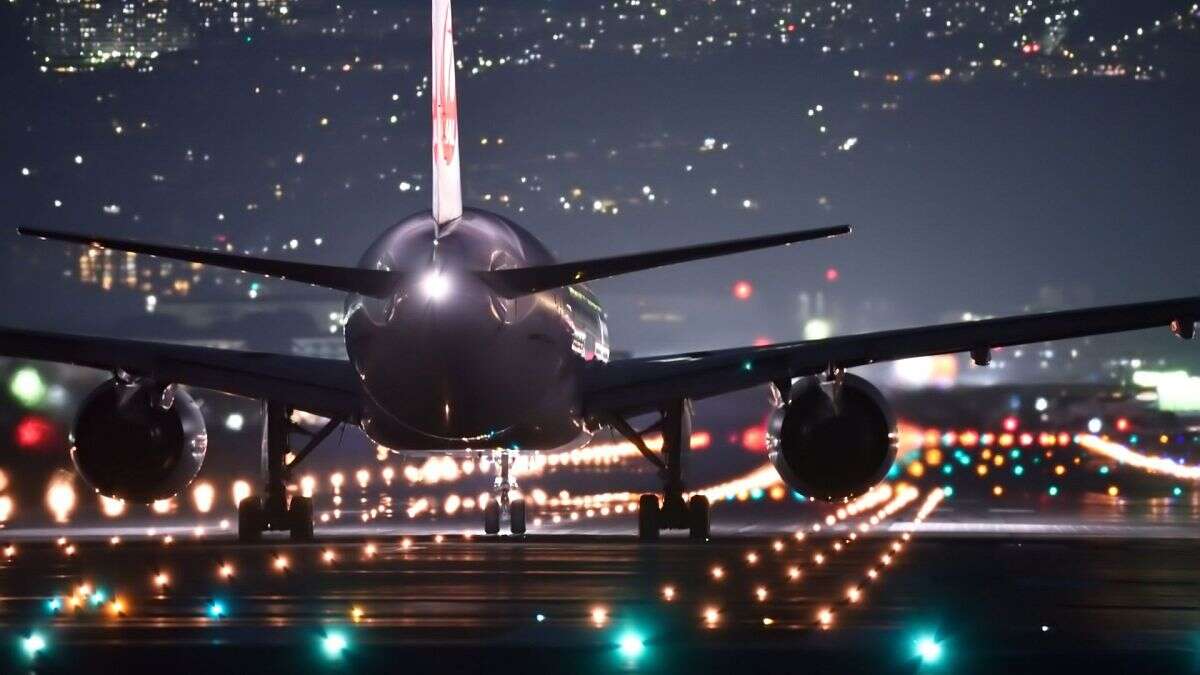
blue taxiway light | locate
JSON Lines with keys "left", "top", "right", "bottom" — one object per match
{"left": 617, "top": 632, "right": 646, "bottom": 658}
{"left": 22, "top": 633, "right": 46, "bottom": 657}
{"left": 322, "top": 632, "right": 348, "bottom": 658}
{"left": 915, "top": 635, "right": 943, "bottom": 663}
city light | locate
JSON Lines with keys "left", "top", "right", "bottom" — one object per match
{"left": 9, "top": 367, "right": 46, "bottom": 407}
{"left": 14, "top": 415, "right": 53, "bottom": 448}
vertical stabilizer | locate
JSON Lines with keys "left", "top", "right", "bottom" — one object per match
{"left": 431, "top": 0, "right": 463, "bottom": 229}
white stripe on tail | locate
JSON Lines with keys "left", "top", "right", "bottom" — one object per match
{"left": 431, "top": 0, "right": 462, "bottom": 228}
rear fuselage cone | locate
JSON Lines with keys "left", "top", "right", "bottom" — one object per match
{"left": 344, "top": 208, "right": 605, "bottom": 451}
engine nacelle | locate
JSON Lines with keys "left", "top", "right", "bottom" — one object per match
{"left": 767, "top": 374, "right": 897, "bottom": 503}
{"left": 71, "top": 378, "right": 207, "bottom": 503}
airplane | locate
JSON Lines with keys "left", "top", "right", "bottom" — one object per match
{"left": 5, "top": 0, "right": 1199, "bottom": 542}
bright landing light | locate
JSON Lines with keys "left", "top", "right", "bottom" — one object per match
{"left": 421, "top": 270, "right": 451, "bottom": 301}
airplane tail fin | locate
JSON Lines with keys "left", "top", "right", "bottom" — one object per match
{"left": 431, "top": 0, "right": 462, "bottom": 230}
{"left": 475, "top": 225, "right": 851, "bottom": 298}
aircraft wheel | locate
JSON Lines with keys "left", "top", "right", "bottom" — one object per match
{"left": 688, "top": 495, "right": 710, "bottom": 541}
{"left": 288, "top": 496, "right": 314, "bottom": 541}
{"left": 510, "top": 498, "right": 527, "bottom": 535}
{"left": 237, "top": 496, "right": 264, "bottom": 543}
{"left": 484, "top": 500, "right": 501, "bottom": 535}
{"left": 638, "top": 494, "right": 660, "bottom": 541}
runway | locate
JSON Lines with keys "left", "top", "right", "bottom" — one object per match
{"left": 3, "top": 490, "right": 1200, "bottom": 673}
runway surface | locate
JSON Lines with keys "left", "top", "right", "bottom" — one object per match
{"left": 3, "top": 492, "right": 1200, "bottom": 673}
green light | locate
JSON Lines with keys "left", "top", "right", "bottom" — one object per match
{"left": 741, "top": 360, "right": 753, "bottom": 372}
{"left": 1099, "top": 465, "right": 1109, "bottom": 475}
{"left": 322, "top": 632, "right": 348, "bottom": 658}
{"left": 750, "top": 487, "right": 764, "bottom": 500}
{"left": 1048, "top": 485, "right": 1059, "bottom": 496}
{"left": 915, "top": 635, "right": 942, "bottom": 663}
{"left": 942, "top": 485, "right": 954, "bottom": 497}
{"left": 46, "top": 597, "right": 61, "bottom": 613}
{"left": 91, "top": 589, "right": 106, "bottom": 606}
{"left": 9, "top": 367, "right": 46, "bottom": 408}
{"left": 617, "top": 632, "right": 645, "bottom": 658}
{"left": 1012, "top": 465, "right": 1024, "bottom": 476}
{"left": 209, "top": 601, "right": 226, "bottom": 618}
{"left": 22, "top": 633, "right": 46, "bottom": 657}
{"left": 1173, "top": 486, "right": 1183, "bottom": 497}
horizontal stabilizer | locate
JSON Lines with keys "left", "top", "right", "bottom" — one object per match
{"left": 18, "top": 228, "right": 401, "bottom": 298}
{"left": 476, "top": 224, "right": 851, "bottom": 298}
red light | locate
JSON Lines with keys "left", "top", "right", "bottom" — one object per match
{"left": 690, "top": 431, "right": 712, "bottom": 450}
{"left": 1116, "top": 418, "right": 1130, "bottom": 432}
{"left": 741, "top": 426, "right": 766, "bottom": 453}
{"left": 752, "top": 336, "right": 771, "bottom": 347}
{"left": 732, "top": 280, "right": 754, "bottom": 301}
{"left": 786, "top": 23, "right": 796, "bottom": 32}
{"left": 15, "top": 415, "right": 53, "bottom": 449}
{"left": 1003, "top": 416, "right": 1018, "bottom": 432}
{"left": 825, "top": 267, "right": 839, "bottom": 282}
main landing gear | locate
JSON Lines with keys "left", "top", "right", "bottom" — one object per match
{"left": 238, "top": 401, "right": 339, "bottom": 542}
{"left": 608, "top": 399, "right": 710, "bottom": 541}
{"left": 483, "top": 450, "right": 526, "bottom": 535}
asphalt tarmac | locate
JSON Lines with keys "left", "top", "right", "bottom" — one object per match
{"left": 2, "top": 492, "right": 1199, "bottom": 674}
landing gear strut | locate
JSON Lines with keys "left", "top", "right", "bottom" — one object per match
{"left": 237, "top": 401, "right": 337, "bottom": 542}
{"left": 484, "top": 450, "right": 526, "bottom": 536}
{"left": 611, "top": 399, "right": 710, "bottom": 541}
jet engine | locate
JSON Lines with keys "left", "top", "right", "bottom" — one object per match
{"left": 767, "top": 374, "right": 897, "bottom": 502}
{"left": 71, "top": 378, "right": 208, "bottom": 503}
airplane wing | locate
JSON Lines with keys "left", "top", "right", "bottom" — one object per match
{"left": 583, "top": 294, "right": 1200, "bottom": 417}
{"left": 0, "top": 327, "right": 362, "bottom": 421}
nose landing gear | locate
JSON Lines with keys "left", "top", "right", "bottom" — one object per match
{"left": 484, "top": 450, "right": 526, "bottom": 535}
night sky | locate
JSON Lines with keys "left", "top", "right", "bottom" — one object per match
{"left": 2, "top": 0, "right": 1199, "bottom": 376}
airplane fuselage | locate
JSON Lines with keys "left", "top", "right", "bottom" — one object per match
{"left": 344, "top": 208, "right": 610, "bottom": 452}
